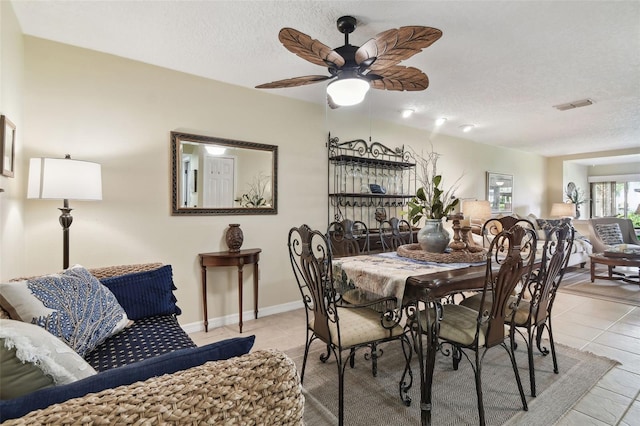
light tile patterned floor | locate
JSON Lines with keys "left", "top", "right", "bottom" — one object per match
{"left": 190, "top": 287, "right": 640, "bottom": 425}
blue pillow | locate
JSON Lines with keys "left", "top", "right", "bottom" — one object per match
{"left": 100, "top": 265, "right": 181, "bottom": 320}
{"left": 0, "top": 335, "right": 255, "bottom": 422}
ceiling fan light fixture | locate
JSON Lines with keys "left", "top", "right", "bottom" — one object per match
{"left": 435, "top": 117, "right": 447, "bottom": 126}
{"left": 326, "top": 78, "right": 370, "bottom": 106}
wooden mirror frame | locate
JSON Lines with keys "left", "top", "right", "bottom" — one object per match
{"left": 171, "top": 131, "right": 278, "bottom": 215}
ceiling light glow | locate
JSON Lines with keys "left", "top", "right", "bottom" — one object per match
{"left": 459, "top": 124, "right": 474, "bottom": 133}
{"left": 435, "top": 117, "right": 447, "bottom": 126}
{"left": 402, "top": 109, "right": 414, "bottom": 118}
{"left": 326, "top": 78, "right": 370, "bottom": 106}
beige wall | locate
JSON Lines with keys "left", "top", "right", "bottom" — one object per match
{"left": 547, "top": 149, "right": 640, "bottom": 219}
{"left": 0, "top": 1, "right": 25, "bottom": 281}
{"left": 11, "top": 36, "right": 548, "bottom": 330}
{"left": 588, "top": 161, "right": 640, "bottom": 177}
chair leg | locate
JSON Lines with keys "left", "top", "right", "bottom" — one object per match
{"left": 371, "top": 343, "right": 378, "bottom": 377}
{"left": 320, "top": 343, "right": 331, "bottom": 363}
{"left": 546, "top": 319, "right": 559, "bottom": 374}
{"left": 349, "top": 348, "right": 356, "bottom": 369}
{"left": 399, "top": 335, "right": 413, "bottom": 406}
{"left": 452, "top": 345, "right": 462, "bottom": 370}
{"left": 504, "top": 342, "right": 528, "bottom": 412}
{"left": 474, "top": 349, "right": 486, "bottom": 426}
{"left": 301, "top": 331, "right": 312, "bottom": 384}
{"left": 527, "top": 327, "right": 537, "bottom": 397}
{"left": 337, "top": 353, "right": 345, "bottom": 426}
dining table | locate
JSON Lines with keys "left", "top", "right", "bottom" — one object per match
{"left": 332, "top": 251, "right": 489, "bottom": 426}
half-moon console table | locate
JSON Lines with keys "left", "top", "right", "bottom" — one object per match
{"left": 199, "top": 248, "right": 262, "bottom": 333}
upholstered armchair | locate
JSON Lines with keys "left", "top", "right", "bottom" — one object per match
{"left": 588, "top": 217, "right": 640, "bottom": 254}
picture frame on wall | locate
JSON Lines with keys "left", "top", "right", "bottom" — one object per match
{"left": 1, "top": 115, "right": 16, "bottom": 178}
{"left": 486, "top": 172, "right": 513, "bottom": 214}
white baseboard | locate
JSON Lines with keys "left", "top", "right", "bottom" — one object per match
{"left": 181, "top": 300, "right": 304, "bottom": 334}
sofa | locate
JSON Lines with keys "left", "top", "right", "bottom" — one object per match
{"left": 452, "top": 213, "right": 592, "bottom": 268}
{"left": 0, "top": 263, "right": 304, "bottom": 424}
{"left": 587, "top": 217, "right": 640, "bottom": 254}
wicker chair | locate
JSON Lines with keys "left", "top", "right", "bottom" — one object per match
{"left": 288, "top": 224, "right": 412, "bottom": 426}
{"left": 409, "top": 225, "right": 537, "bottom": 426}
{"left": 2, "top": 349, "right": 304, "bottom": 425}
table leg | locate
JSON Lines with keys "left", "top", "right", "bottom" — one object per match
{"left": 238, "top": 260, "right": 245, "bottom": 333}
{"left": 590, "top": 261, "right": 595, "bottom": 282}
{"left": 201, "top": 265, "right": 209, "bottom": 332}
{"left": 254, "top": 262, "right": 259, "bottom": 320}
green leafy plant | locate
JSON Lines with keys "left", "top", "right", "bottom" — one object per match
{"left": 406, "top": 146, "right": 462, "bottom": 224}
{"left": 565, "top": 184, "right": 587, "bottom": 207}
{"left": 622, "top": 212, "right": 640, "bottom": 228}
{"left": 236, "top": 172, "right": 271, "bottom": 208}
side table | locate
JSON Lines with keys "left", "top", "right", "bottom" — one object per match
{"left": 199, "top": 248, "right": 262, "bottom": 333}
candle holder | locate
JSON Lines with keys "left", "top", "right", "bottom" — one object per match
{"left": 447, "top": 214, "right": 467, "bottom": 251}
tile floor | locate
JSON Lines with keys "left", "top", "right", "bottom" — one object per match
{"left": 190, "top": 286, "right": 640, "bottom": 425}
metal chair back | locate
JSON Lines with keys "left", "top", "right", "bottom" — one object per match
{"left": 379, "top": 217, "right": 413, "bottom": 252}
{"left": 327, "top": 219, "right": 370, "bottom": 257}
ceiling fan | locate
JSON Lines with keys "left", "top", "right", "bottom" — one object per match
{"left": 255, "top": 16, "right": 442, "bottom": 107}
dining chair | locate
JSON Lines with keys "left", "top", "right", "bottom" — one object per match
{"left": 481, "top": 216, "right": 536, "bottom": 247}
{"left": 327, "top": 219, "right": 370, "bottom": 257}
{"left": 409, "top": 224, "right": 537, "bottom": 426}
{"left": 379, "top": 217, "right": 414, "bottom": 252}
{"left": 461, "top": 223, "right": 575, "bottom": 396}
{"left": 288, "top": 224, "right": 413, "bottom": 426}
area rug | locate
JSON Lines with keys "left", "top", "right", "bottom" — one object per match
{"left": 287, "top": 338, "right": 617, "bottom": 425}
{"left": 558, "top": 266, "right": 640, "bottom": 306}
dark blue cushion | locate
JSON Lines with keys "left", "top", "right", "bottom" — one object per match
{"left": 99, "top": 265, "right": 181, "bottom": 320}
{"left": 0, "top": 335, "right": 255, "bottom": 422}
{"left": 83, "top": 315, "right": 197, "bottom": 372}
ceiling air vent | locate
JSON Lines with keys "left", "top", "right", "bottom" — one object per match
{"left": 553, "top": 99, "right": 594, "bottom": 111}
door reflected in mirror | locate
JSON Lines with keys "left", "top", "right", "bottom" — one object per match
{"left": 171, "top": 132, "right": 277, "bottom": 215}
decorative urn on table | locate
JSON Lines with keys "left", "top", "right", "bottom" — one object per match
{"left": 407, "top": 146, "right": 462, "bottom": 253}
{"left": 225, "top": 224, "right": 244, "bottom": 252}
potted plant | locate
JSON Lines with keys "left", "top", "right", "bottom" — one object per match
{"left": 564, "top": 182, "right": 587, "bottom": 218}
{"left": 407, "top": 147, "right": 462, "bottom": 252}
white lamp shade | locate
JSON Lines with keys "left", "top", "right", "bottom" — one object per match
{"left": 28, "top": 157, "right": 102, "bottom": 200}
{"left": 462, "top": 200, "right": 492, "bottom": 220}
{"left": 550, "top": 202, "right": 575, "bottom": 218}
{"left": 326, "top": 78, "right": 370, "bottom": 106}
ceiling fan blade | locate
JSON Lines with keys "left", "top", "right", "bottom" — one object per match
{"left": 369, "top": 66, "right": 429, "bottom": 91}
{"left": 355, "top": 26, "right": 442, "bottom": 71}
{"left": 255, "top": 75, "right": 332, "bottom": 89}
{"left": 279, "top": 28, "right": 345, "bottom": 68}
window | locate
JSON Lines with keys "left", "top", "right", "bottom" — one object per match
{"left": 590, "top": 179, "right": 640, "bottom": 227}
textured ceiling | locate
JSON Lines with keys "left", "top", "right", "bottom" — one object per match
{"left": 10, "top": 0, "right": 640, "bottom": 158}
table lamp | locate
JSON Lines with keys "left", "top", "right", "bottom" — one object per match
{"left": 550, "top": 202, "right": 575, "bottom": 218}
{"left": 27, "top": 155, "right": 102, "bottom": 269}
{"left": 462, "top": 200, "right": 492, "bottom": 229}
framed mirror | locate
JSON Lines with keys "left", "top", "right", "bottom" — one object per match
{"left": 486, "top": 172, "right": 513, "bottom": 214}
{"left": 171, "top": 131, "right": 277, "bottom": 215}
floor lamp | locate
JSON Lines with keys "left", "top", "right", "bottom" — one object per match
{"left": 27, "top": 155, "right": 102, "bottom": 269}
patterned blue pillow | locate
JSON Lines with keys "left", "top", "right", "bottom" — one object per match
{"left": 595, "top": 223, "right": 624, "bottom": 245}
{"left": 536, "top": 218, "right": 571, "bottom": 237}
{"left": 0, "top": 265, "right": 129, "bottom": 357}
{"left": 99, "top": 265, "right": 181, "bottom": 320}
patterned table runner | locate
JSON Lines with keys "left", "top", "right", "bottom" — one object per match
{"left": 332, "top": 252, "right": 484, "bottom": 305}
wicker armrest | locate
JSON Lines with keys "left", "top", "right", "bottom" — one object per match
{"left": 3, "top": 349, "right": 304, "bottom": 425}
